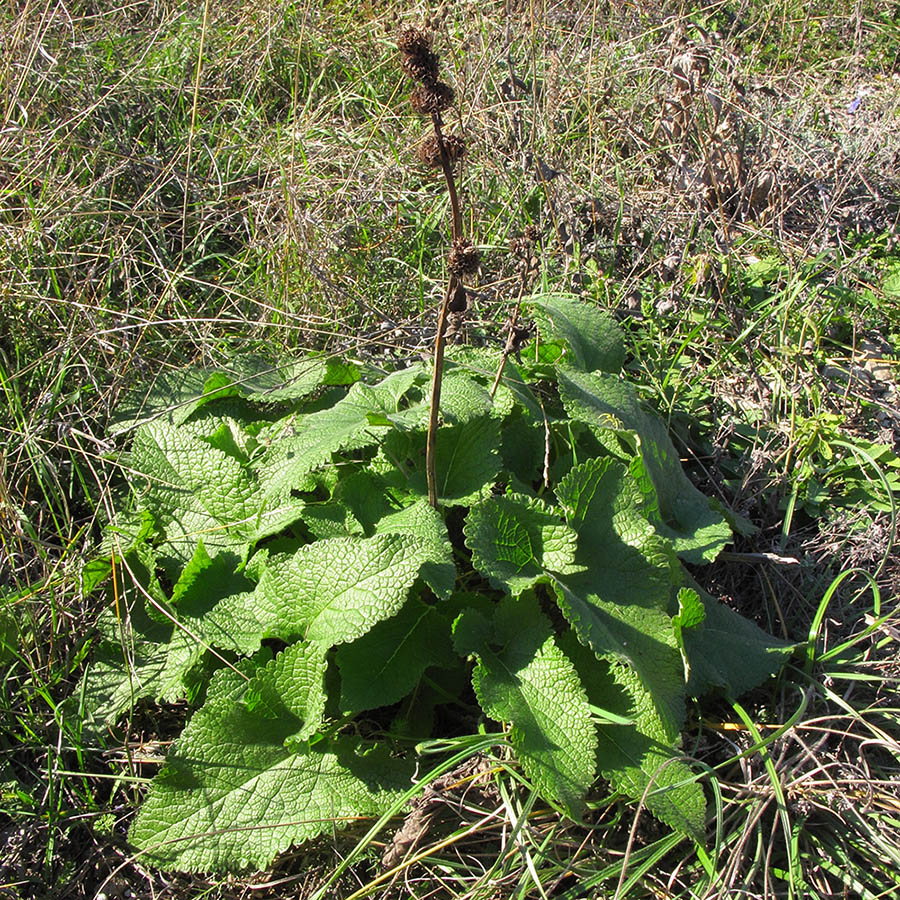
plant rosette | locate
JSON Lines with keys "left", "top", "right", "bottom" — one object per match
{"left": 79, "top": 294, "right": 793, "bottom": 872}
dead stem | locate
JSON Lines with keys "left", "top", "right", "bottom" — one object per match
{"left": 426, "top": 113, "right": 464, "bottom": 508}
{"left": 490, "top": 278, "right": 526, "bottom": 399}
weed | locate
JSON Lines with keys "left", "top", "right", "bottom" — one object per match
{"left": 2, "top": 2, "right": 899, "bottom": 898}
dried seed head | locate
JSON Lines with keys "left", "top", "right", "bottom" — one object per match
{"left": 508, "top": 323, "right": 531, "bottom": 354}
{"left": 417, "top": 133, "right": 466, "bottom": 169}
{"left": 447, "top": 281, "right": 467, "bottom": 312}
{"left": 397, "top": 26, "right": 432, "bottom": 55}
{"left": 510, "top": 229, "right": 540, "bottom": 274}
{"left": 410, "top": 81, "right": 455, "bottom": 115}
{"left": 510, "top": 226, "right": 540, "bottom": 258}
{"left": 509, "top": 236, "right": 529, "bottom": 258}
{"left": 400, "top": 47, "right": 439, "bottom": 83}
{"left": 448, "top": 238, "right": 480, "bottom": 277}
{"left": 442, "top": 134, "right": 466, "bottom": 163}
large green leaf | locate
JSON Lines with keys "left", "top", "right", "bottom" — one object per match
{"left": 375, "top": 500, "right": 456, "bottom": 599}
{"left": 438, "top": 370, "right": 496, "bottom": 423}
{"left": 453, "top": 594, "right": 596, "bottom": 817}
{"left": 557, "top": 368, "right": 731, "bottom": 563}
{"left": 499, "top": 411, "right": 547, "bottom": 488}
{"left": 553, "top": 459, "right": 707, "bottom": 836}
{"left": 131, "top": 418, "right": 261, "bottom": 572}
{"left": 111, "top": 367, "right": 214, "bottom": 434}
{"left": 444, "top": 351, "right": 544, "bottom": 422}
{"left": 76, "top": 542, "right": 188, "bottom": 732}
{"left": 464, "top": 493, "right": 579, "bottom": 595}
{"left": 598, "top": 663, "right": 705, "bottom": 841}
{"left": 555, "top": 456, "right": 676, "bottom": 592}
{"left": 257, "top": 372, "right": 427, "bottom": 500}
{"left": 552, "top": 576, "right": 685, "bottom": 739}
{"left": 242, "top": 641, "right": 328, "bottom": 741}
{"left": 333, "top": 470, "right": 401, "bottom": 534}
{"left": 336, "top": 597, "right": 458, "bottom": 714}
{"left": 253, "top": 533, "right": 432, "bottom": 645}
{"left": 680, "top": 586, "right": 795, "bottom": 698}
{"left": 410, "top": 415, "right": 502, "bottom": 505}
{"left": 300, "top": 501, "right": 365, "bottom": 539}
{"left": 167, "top": 543, "right": 263, "bottom": 656}
{"left": 111, "top": 356, "right": 341, "bottom": 435}
{"left": 214, "top": 356, "right": 334, "bottom": 403}
{"left": 560, "top": 633, "right": 706, "bottom": 840}
{"left": 529, "top": 293, "right": 626, "bottom": 374}
{"left": 130, "top": 661, "right": 410, "bottom": 872}
{"left": 553, "top": 458, "right": 684, "bottom": 738}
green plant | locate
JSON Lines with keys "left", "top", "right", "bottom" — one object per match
{"left": 75, "top": 295, "right": 793, "bottom": 874}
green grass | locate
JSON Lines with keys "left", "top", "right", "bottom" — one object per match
{"left": 2, "top": 0, "right": 900, "bottom": 897}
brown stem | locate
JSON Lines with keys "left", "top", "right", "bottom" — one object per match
{"left": 432, "top": 114, "right": 463, "bottom": 241}
{"left": 490, "top": 276, "right": 526, "bottom": 399}
{"left": 491, "top": 241, "right": 538, "bottom": 398}
{"left": 425, "top": 113, "right": 464, "bottom": 508}
{"left": 426, "top": 272, "right": 458, "bottom": 508}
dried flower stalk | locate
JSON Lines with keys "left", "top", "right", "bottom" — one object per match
{"left": 398, "top": 25, "right": 474, "bottom": 508}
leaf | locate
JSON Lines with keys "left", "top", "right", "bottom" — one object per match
{"left": 130, "top": 663, "right": 411, "bottom": 872}
{"left": 131, "top": 418, "right": 261, "bottom": 574}
{"left": 551, "top": 574, "right": 685, "bottom": 730}
{"left": 529, "top": 293, "right": 626, "bottom": 374}
{"left": 596, "top": 663, "right": 705, "bottom": 841}
{"left": 559, "top": 632, "right": 706, "bottom": 841}
{"left": 882, "top": 265, "right": 900, "bottom": 298}
{"left": 500, "top": 412, "right": 547, "bottom": 487}
{"left": 454, "top": 594, "right": 596, "bottom": 817}
{"left": 435, "top": 416, "right": 502, "bottom": 504}
{"left": 390, "top": 663, "right": 469, "bottom": 740}
{"left": 337, "top": 598, "right": 458, "bottom": 714}
{"left": 77, "top": 644, "right": 169, "bottom": 737}
{"left": 82, "top": 510, "right": 158, "bottom": 597}
{"left": 682, "top": 587, "right": 795, "bottom": 698}
{"left": 492, "top": 358, "right": 545, "bottom": 421}
{"left": 253, "top": 533, "right": 433, "bottom": 645}
{"left": 464, "top": 493, "right": 579, "bottom": 595}
{"left": 671, "top": 587, "right": 706, "bottom": 681}
{"left": 222, "top": 356, "right": 331, "bottom": 402}
{"left": 300, "top": 502, "right": 364, "bottom": 539}
{"left": 333, "top": 471, "right": 401, "bottom": 534}
{"left": 256, "top": 372, "right": 427, "bottom": 500}
{"left": 249, "top": 495, "right": 307, "bottom": 543}
{"left": 322, "top": 357, "right": 364, "bottom": 386}
{"left": 557, "top": 368, "right": 731, "bottom": 563}
{"left": 165, "top": 543, "right": 263, "bottom": 656}
{"left": 75, "top": 541, "right": 187, "bottom": 729}
{"left": 553, "top": 458, "right": 685, "bottom": 740}
{"left": 242, "top": 641, "right": 328, "bottom": 741}
{"left": 110, "top": 356, "right": 333, "bottom": 435}
{"left": 439, "top": 370, "right": 495, "bottom": 423}
{"left": 446, "top": 350, "right": 545, "bottom": 423}
{"left": 110, "top": 367, "right": 215, "bottom": 435}
{"left": 375, "top": 500, "right": 456, "bottom": 599}
{"left": 411, "top": 415, "right": 502, "bottom": 505}
{"left": 553, "top": 460, "right": 709, "bottom": 837}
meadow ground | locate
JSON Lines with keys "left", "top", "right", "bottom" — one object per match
{"left": 2, "top": 1, "right": 900, "bottom": 897}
